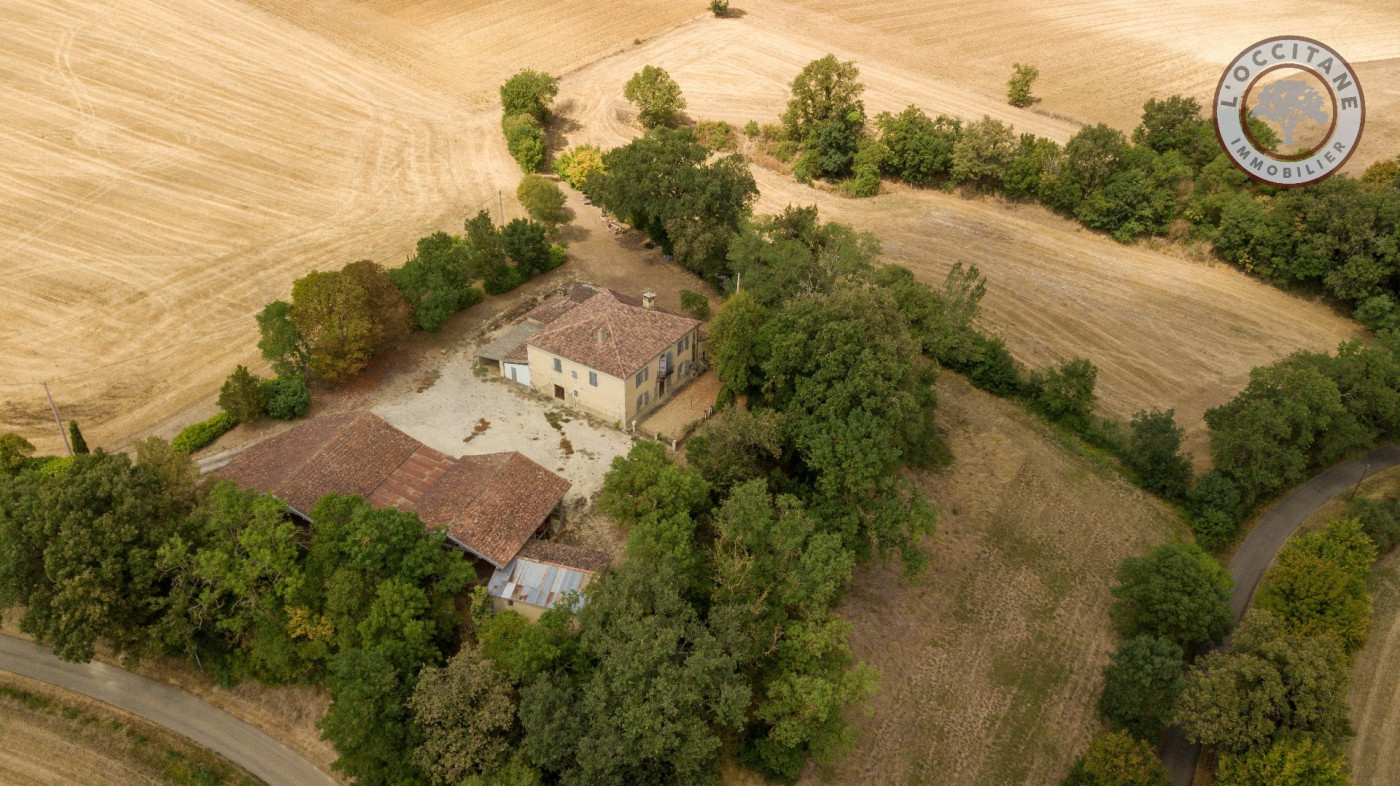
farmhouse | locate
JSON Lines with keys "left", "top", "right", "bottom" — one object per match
{"left": 216, "top": 411, "right": 570, "bottom": 569}
{"left": 478, "top": 283, "right": 703, "bottom": 427}
{"left": 486, "top": 539, "right": 613, "bottom": 618}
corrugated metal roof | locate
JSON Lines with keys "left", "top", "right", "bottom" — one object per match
{"left": 486, "top": 547, "right": 600, "bottom": 612}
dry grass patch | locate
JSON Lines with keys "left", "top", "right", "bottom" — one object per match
{"left": 801, "top": 375, "right": 1187, "bottom": 785}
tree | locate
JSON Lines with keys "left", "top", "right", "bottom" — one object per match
{"left": 0, "top": 434, "right": 36, "bottom": 475}
{"left": 875, "top": 106, "right": 960, "bottom": 185}
{"left": 67, "top": 421, "right": 89, "bottom": 455}
{"left": 1111, "top": 542, "right": 1233, "bottom": 649}
{"left": 1124, "top": 409, "right": 1192, "bottom": 498}
{"left": 1351, "top": 494, "right": 1400, "bottom": 553}
{"left": 1003, "top": 133, "right": 1063, "bottom": 199}
{"left": 502, "top": 219, "right": 551, "bottom": 277}
{"left": 342, "top": 260, "right": 412, "bottom": 345}
{"left": 391, "top": 231, "right": 478, "bottom": 332}
{"left": 256, "top": 300, "right": 309, "bottom": 378}
{"left": 1007, "top": 63, "right": 1039, "bottom": 108}
{"left": 499, "top": 70, "right": 558, "bottom": 124}
{"left": 0, "top": 450, "right": 198, "bottom": 662}
{"left": 598, "top": 441, "right": 710, "bottom": 528}
{"left": 624, "top": 65, "right": 686, "bottom": 128}
{"left": 1064, "top": 731, "right": 1169, "bottom": 786}
{"left": 725, "top": 206, "right": 879, "bottom": 308}
{"left": 1045, "top": 123, "right": 1130, "bottom": 211}
{"left": 319, "top": 646, "right": 425, "bottom": 785}
{"left": 1215, "top": 736, "right": 1349, "bottom": 786}
{"left": 519, "top": 561, "right": 750, "bottom": 784}
{"left": 1033, "top": 357, "right": 1098, "bottom": 431}
{"left": 260, "top": 375, "right": 311, "bottom": 420}
{"left": 409, "top": 645, "right": 518, "bottom": 782}
{"left": 515, "top": 175, "right": 568, "bottom": 230}
{"left": 950, "top": 115, "right": 1017, "bottom": 186}
{"left": 709, "top": 289, "right": 767, "bottom": 405}
{"left": 290, "top": 270, "right": 377, "bottom": 381}
{"left": 1175, "top": 610, "right": 1351, "bottom": 752}
{"left": 1098, "top": 635, "right": 1185, "bottom": 741}
{"left": 218, "top": 365, "right": 266, "bottom": 423}
{"left": 1132, "top": 96, "right": 1215, "bottom": 165}
{"left": 554, "top": 144, "right": 605, "bottom": 190}
{"left": 686, "top": 408, "right": 784, "bottom": 493}
{"left": 1255, "top": 517, "right": 1376, "bottom": 653}
{"left": 782, "top": 55, "right": 865, "bottom": 146}
{"left": 679, "top": 289, "right": 710, "bottom": 320}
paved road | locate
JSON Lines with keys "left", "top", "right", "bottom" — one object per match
{"left": 0, "top": 634, "right": 336, "bottom": 786}
{"left": 1160, "top": 444, "right": 1400, "bottom": 785}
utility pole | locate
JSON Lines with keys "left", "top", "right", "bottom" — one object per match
{"left": 498, "top": 190, "right": 505, "bottom": 228}
{"left": 1349, "top": 462, "right": 1372, "bottom": 501}
{"left": 43, "top": 381, "right": 73, "bottom": 456}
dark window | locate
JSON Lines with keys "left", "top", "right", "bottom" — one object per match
{"left": 589, "top": 371, "right": 598, "bottom": 386}
{"left": 553, "top": 358, "right": 562, "bottom": 372}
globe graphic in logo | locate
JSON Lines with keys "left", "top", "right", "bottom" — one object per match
{"left": 1245, "top": 68, "right": 1334, "bottom": 157}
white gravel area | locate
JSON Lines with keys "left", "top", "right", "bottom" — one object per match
{"left": 371, "top": 338, "right": 638, "bottom": 508}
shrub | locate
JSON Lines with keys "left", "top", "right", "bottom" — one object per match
{"left": 963, "top": 335, "right": 1024, "bottom": 396}
{"left": 1215, "top": 736, "right": 1348, "bottom": 786}
{"left": 0, "top": 433, "right": 35, "bottom": 475}
{"left": 1351, "top": 495, "right": 1400, "bottom": 553}
{"left": 694, "top": 120, "right": 737, "bottom": 152}
{"left": 1062, "top": 731, "right": 1168, "bottom": 786}
{"left": 218, "top": 365, "right": 266, "bottom": 423}
{"left": 483, "top": 264, "right": 525, "bottom": 295}
{"left": 950, "top": 115, "right": 1016, "bottom": 187}
{"left": 842, "top": 137, "right": 885, "bottom": 197}
{"left": 172, "top": 412, "right": 237, "bottom": 454}
{"left": 554, "top": 144, "right": 606, "bottom": 190}
{"left": 679, "top": 289, "right": 711, "bottom": 320}
{"left": 503, "top": 113, "right": 545, "bottom": 173}
{"left": 709, "top": 0, "right": 729, "bottom": 16}
{"left": 260, "top": 375, "right": 311, "bottom": 420}
{"left": 547, "top": 244, "right": 568, "bottom": 271}
{"left": 503, "top": 218, "right": 552, "bottom": 277}
{"left": 874, "top": 106, "right": 960, "bottom": 185}
{"left": 1191, "top": 507, "right": 1241, "bottom": 551}
{"left": 1124, "top": 408, "right": 1192, "bottom": 498}
{"left": 1098, "top": 635, "right": 1185, "bottom": 741}
{"left": 744, "top": 119, "right": 759, "bottom": 137}
{"left": 624, "top": 65, "right": 686, "bottom": 129}
{"left": 516, "top": 175, "right": 568, "bottom": 229}
{"left": 1007, "top": 63, "right": 1039, "bottom": 108}
{"left": 1032, "top": 357, "right": 1098, "bottom": 430}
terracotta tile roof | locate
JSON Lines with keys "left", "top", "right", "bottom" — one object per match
{"left": 527, "top": 289, "right": 699, "bottom": 379}
{"left": 216, "top": 412, "right": 570, "bottom": 567}
{"left": 525, "top": 283, "right": 600, "bottom": 325}
{"left": 516, "top": 540, "right": 613, "bottom": 573}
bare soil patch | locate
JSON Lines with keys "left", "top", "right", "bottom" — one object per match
{"left": 801, "top": 374, "right": 1187, "bottom": 785}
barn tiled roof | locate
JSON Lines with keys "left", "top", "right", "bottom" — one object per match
{"left": 527, "top": 289, "right": 699, "bottom": 379}
{"left": 525, "top": 283, "right": 600, "bottom": 325}
{"left": 216, "top": 412, "right": 570, "bottom": 566}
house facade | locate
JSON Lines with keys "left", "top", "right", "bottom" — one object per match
{"left": 482, "top": 284, "right": 703, "bottom": 427}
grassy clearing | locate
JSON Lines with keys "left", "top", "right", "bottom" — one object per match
{"left": 0, "top": 670, "right": 261, "bottom": 785}
{"left": 799, "top": 374, "right": 1188, "bottom": 785}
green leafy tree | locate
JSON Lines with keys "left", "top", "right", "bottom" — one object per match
{"left": 502, "top": 219, "right": 551, "bottom": 277}
{"left": 519, "top": 561, "right": 750, "bottom": 784}
{"left": 1098, "top": 635, "right": 1185, "bottom": 741}
{"left": 290, "top": 270, "right": 377, "bottom": 381}
{"left": 1033, "top": 357, "right": 1098, "bottom": 431}
{"left": 409, "top": 645, "right": 518, "bottom": 782}
{"left": 1110, "top": 542, "right": 1233, "bottom": 648}
{"left": 1175, "top": 610, "right": 1351, "bottom": 752}
{"left": 343, "top": 259, "right": 413, "bottom": 345}
{"left": 1350, "top": 494, "right": 1400, "bottom": 553}
{"left": 1124, "top": 408, "right": 1192, "bottom": 498}
{"left": 679, "top": 289, "right": 710, "bottom": 319}
{"left": 874, "top": 106, "right": 960, "bottom": 185}
{"left": 782, "top": 55, "right": 865, "bottom": 145}
{"left": 218, "top": 365, "right": 266, "bottom": 423}
{"left": 1044, "top": 123, "right": 1130, "bottom": 211}
{"left": 67, "top": 421, "right": 89, "bottom": 455}
{"left": 686, "top": 408, "right": 784, "bottom": 493}
{"left": 260, "top": 375, "right": 311, "bottom": 420}
{"left": 709, "top": 289, "right": 767, "bottom": 405}
{"left": 499, "top": 70, "right": 558, "bottom": 125}
{"left": 1007, "top": 63, "right": 1039, "bottom": 108}
{"left": 1132, "top": 96, "right": 1216, "bottom": 166}
{"left": 390, "top": 231, "right": 478, "bottom": 332}
{"left": 515, "top": 175, "right": 568, "bottom": 230}
{"left": 1003, "top": 133, "right": 1063, "bottom": 199}
{"left": 319, "top": 646, "right": 425, "bottom": 785}
{"left": 0, "top": 450, "right": 199, "bottom": 662}
{"left": 256, "top": 300, "right": 310, "bottom": 378}
{"left": 624, "top": 65, "right": 687, "bottom": 128}
{"left": 1215, "top": 736, "right": 1349, "bottom": 786}
{"left": 950, "top": 115, "right": 1017, "bottom": 186}
{"left": 503, "top": 113, "right": 546, "bottom": 173}
{"left": 0, "top": 433, "right": 35, "bottom": 475}
{"left": 726, "top": 206, "right": 880, "bottom": 308}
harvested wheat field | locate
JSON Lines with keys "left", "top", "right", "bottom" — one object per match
{"left": 799, "top": 374, "right": 1186, "bottom": 785}
{"left": 1350, "top": 544, "right": 1400, "bottom": 786}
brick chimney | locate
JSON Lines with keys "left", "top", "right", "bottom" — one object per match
{"left": 642, "top": 291, "right": 656, "bottom": 310}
